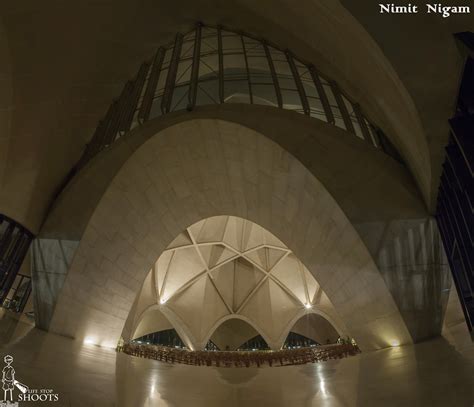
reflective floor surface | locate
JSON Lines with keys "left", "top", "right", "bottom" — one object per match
{"left": 0, "top": 313, "right": 473, "bottom": 407}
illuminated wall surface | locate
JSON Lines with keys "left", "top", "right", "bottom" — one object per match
{"left": 436, "top": 32, "right": 474, "bottom": 333}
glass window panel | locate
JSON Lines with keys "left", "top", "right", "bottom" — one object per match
{"left": 365, "top": 118, "right": 380, "bottom": 147}
{"left": 278, "top": 76, "right": 297, "bottom": 90}
{"left": 201, "top": 27, "right": 217, "bottom": 37}
{"left": 199, "top": 54, "right": 219, "bottom": 80}
{"left": 175, "top": 60, "right": 192, "bottom": 85}
{"left": 243, "top": 39, "right": 265, "bottom": 57}
{"left": 322, "top": 83, "right": 338, "bottom": 107}
{"left": 201, "top": 35, "right": 218, "bottom": 54}
{"left": 222, "top": 34, "right": 243, "bottom": 53}
{"left": 155, "top": 67, "right": 169, "bottom": 95}
{"left": 196, "top": 79, "right": 219, "bottom": 105}
{"left": 224, "top": 80, "right": 250, "bottom": 103}
{"left": 301, "top": 79, "right": 318, "bottom": 98}
{"left": 341, "top": 97, "right": 364, "bottom": 139}
{"left": 269, "top": 48, "right": 287, "bottom": 63}
{"left": 149, "top": 96, "right": 163, "bottom": 119}
{"left": 247, "top": 56, "right": 272, "bottom": 84}
{"left": 308, "top": 97, "right": 326, "bottom": 121}
{"left": 180, "top": 39, "right": 195, "bottom": 59}
{"left": 333, "top": 113, "right": 346, "bottom": 130}
{"left": 247, "top": 56, "right": 270, "bottom": 71}
{"left": 223, "top": 53, "right": 247, "bottom": 74}
{"left": 162, "top": 48, "right": 172, "bottom": 69}
{"left": 251, "top": 84, "right": 278, "bottom": 106}
{"left": 342, "top": 95, "right": 356, "bottom": 119}
{"left": 352, "top": 119, "right": 364, "bottom": 140}
{"left": 281, "top": 89, "right": 302, "bottom": 111}
{"left": 170, "top": 85, "right": 189, "bottom": 111}
{"left": 182, "top": 30, "right": 195, "bottom": 41}
{"left": 295, "top": 63, "right": 318, "bottom": 98}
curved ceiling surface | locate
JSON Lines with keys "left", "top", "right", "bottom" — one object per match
{"left": 130, "top": 215, "right": 343, "bottom": 349}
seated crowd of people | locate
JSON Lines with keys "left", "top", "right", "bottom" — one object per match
{"left": 117, "top": 341, "right": 361, "bottom": 367}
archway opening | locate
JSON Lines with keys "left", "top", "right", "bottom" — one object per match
{"left": 283, "top": 313, "right": 340, "bottom": 348}
{"left": 208, "top": 318, "right": 264, "bottom": 351}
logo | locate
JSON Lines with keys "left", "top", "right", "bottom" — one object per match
{"left": 1, "top": 355, "right": 59, "bottom": 405}
{"left": 1, "top": 355, "right": 27, "bottom": 406}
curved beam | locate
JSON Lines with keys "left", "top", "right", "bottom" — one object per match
{"left": 274, "top": 308, "right": 346, "bottom": 350}
{"left": 198, "top": 314, "right": 278, "bottom": 351}
{"left": 131, "top": 303, "right": 200, "bottom": 351}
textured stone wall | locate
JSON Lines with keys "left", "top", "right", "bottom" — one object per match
{"left": 46, "top": 119, "right": 412, "bottom": 351}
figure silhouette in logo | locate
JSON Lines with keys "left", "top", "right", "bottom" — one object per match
{"left": 2, "top": 355, "right": 15, "bottom": 402}
{"left": 1, "top": 355, "right": 28, "bottom": 402}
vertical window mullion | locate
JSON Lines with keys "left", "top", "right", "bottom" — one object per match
{"left": 161, "top": 33, "right": 183, "bottom": 114}
{"left": 114, "top": 81, "right": 134, "bottom": 136}
{"left": 138, "top": 47, "right": 165, "bottom": 123}
{"left": 102, "top": 98, "right": 122, "bottom": 146}
{"left": 286, "top": 51, "right": 310, "bottom": 115}
{"left": 264, "top": 43, "right": 282, "bottom": 108}
{"left": 309, "top": 66, "right": 334, "bottom": 124}
{"left": 122, "top": 62, "right": 150, "bottom": 132}
{"left": 330, "top": 81, "right": 355, "bottom": 134}
{"left": 241, "top": 34, "right": 253, "bottom": 104}
{"left": 217, "top": 26, "right": 224, "bottom": 104}
{"left": 353, "top": 103, "right": 372, "bottom": 142}
{"left": 188, "top": 24, "right": 202, "bottom": 109}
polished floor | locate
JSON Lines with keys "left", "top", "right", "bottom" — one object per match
{"left": 0, "top": 314, "right": 473, "bottom": 406}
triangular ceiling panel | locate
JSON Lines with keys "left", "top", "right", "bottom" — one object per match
{"left": 267, "top": 248, "right": 287, "bottom": 270}
{"left": 246, "top": 247, "right": 286, "bottom": 271}
{"left": 155, "top": 250, "right": 173, "bottom": 294}
{"left": 200, "top": 244, "right": 237, "bottom": 269}
{"left": 222, "top": 216, "right": 244, "bottom": 251}
{"left": 270, "top": 254, "right": 307, "bottom": 304}
{"left": 168, "top": 275, "right": 229, "bottom": 343}
{"left": 241, "top": 221, "right": 264, "bottom": 251}
{"left": 263, "top": 232, "right": 287, "bottom": 249}
{"left": 209, "top": 261, "right": 234, "bottom": 309}
{"left": 240, "top": 278, "right": 301, "bottom": 340}
{"left": 233, "top": 258, "right": 265, "bottom": 311}
{"left": 195, "top": 217, "right": 228, "bottom": 243}
{"left": 304, "top": 266, "right": 319, "bottom": 303}
{"left": 161, "top": 247, "right": 206, "bottom": 301}
{"left": 187, "top": 219, "right": 205, "bottom": 241}
{"left": 245, "top": 247, "right": 268, "bottom": 270}
{"left": 167, "top": 230, "right": 193, "bottom": 250}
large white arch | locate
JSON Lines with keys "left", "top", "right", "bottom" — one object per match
{"left": 47, "top": 119, "right": 412, "bottom": 351}
{"left": 200, "top": 314, "right": 276, "bottom": 351}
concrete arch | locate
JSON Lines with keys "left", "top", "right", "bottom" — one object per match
{"left": 200, "top": 314, "right": 277, "bottom": 351}
{"left": 129, "top": 304, "right": 198, "bottom": 351}
{"left": 275, "top": 309, "right": 344, "bottom": 350}
{"left": 46, "top": 118, "right": 412, "bottom": 351}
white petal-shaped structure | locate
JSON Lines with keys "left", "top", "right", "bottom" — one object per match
{"left": 125, "top": 216, "right": 345, "bottom": 350}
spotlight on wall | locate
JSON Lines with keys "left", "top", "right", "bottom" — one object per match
{"left": 304, "top": 303, "right": 312, "bottom": 309}
{"left": 83, "top": 337, "right": 97, "bottom": 346}
{"left": 390, "top": 340, "right": 400, "bottom": 347}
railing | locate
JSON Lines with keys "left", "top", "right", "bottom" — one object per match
{"left": 77, "top": 23, "right": 403, "bottom": 168}
{"left": 118, "top": 342, "right": 360, "bottom": 368}
{"left": 0, "top": 215, "right": 34, "bottom": 311}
